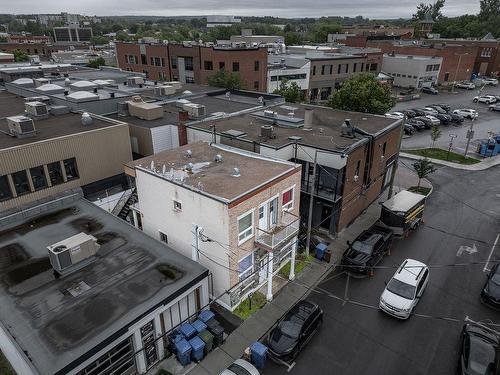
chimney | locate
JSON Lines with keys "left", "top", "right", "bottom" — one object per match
{"left": 178, "top": 110, "right": 189, "bottom": 146}
{"left": 304, "top": 107, "right": 313, "bottom": 130}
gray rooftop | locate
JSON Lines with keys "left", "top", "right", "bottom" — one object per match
{"left": 0, "top": 195, "right": 207, "bottom": 375}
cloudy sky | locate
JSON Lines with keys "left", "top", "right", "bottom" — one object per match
{"left": 1, "top": 0, "right": 480, "bottom": 18}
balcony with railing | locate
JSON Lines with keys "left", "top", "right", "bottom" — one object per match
{"left": 255, "top": 210, "right": 300, "bottom": 251}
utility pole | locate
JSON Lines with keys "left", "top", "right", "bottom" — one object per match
{"left": 464, "top": 118, "right": 475, "bottom": 157}
{"left": 305, "top": 151, "right": 317, "bottom": 257}
{"left": 387, "top": 114, "right": 406, "bottom": 199}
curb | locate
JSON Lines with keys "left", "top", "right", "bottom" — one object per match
{"left": 400, "top": 152, "right": 500, "bottom": 171}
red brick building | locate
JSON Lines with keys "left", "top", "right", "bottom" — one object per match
{"left": 7, "top": 35, "right": 51, "bottom": 44}
{"left": 115, "top": 41, "right": 268, "bottom": 91}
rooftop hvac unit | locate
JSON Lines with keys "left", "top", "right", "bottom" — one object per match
{"left": 34, "top": 78, "right": 50, "bottom": 87}
{"left": 154, "top": 85, "right": 176, "bottom": 96}
{"left": 264, "top": 110, "right": 277, "bottom": 118}
{"left": 165, "top": 81, "right": 182, "bottom": 90}
{"left": 184, "top": 103, "right": 206, "bottom": 118}
{"left": 260, "top": 125, "right": 275, "bottom": 139}
{"left": 176, "top": 99, "right": 191, "bottom": 108}
{"left": 25, "top": 101, "right": 49, "bottom": 118}
{"left": 47, "top": 232, "right": 100, "bottom": 276}
{"left": 127, "top": 100, "right": 164, "bottom": 120}
{"left": 24, "top": 96, "right": 51, "bottom": 104}
{"left": 117, "top": 102, "right": 129, "bottom": 116}
{"left": 6, "top": 116, "right": 36, "bottom": 138}
{"left": 127, "top": 76, "right": 145, "bottom": 86}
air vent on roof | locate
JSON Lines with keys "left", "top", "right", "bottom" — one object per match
{"left": 185, "top": 162, "right": 194, "bottom": 172}
{"left": 231, "top": 167, "right": 241, "bottom": 177}
{"left": 184, "top": 103, "right": 206, "bottom": 119}
{"left": 154, "top": 85, "right": 176, "bottom": 96}
{"left": 185, "top": 149, "right": 192, "bottom": 158}
{"left": 25, "top": 101, "right": 48, "bottom": 119}
{"left": 260, "top": 125, "right": 275, "bottom": 139}
{"left": 6, "top": 116, "right": 36, "bottom": 138}
{"left": 176, "top": 99, "right": 191, "bottom": 108}
{"left": 12, "top": 78, "right": 35, "bottom": 87}
{"left": 215, "top": 154, "right": 223, "bottom": 162}
{"left": 341, "top": 119, "right": 356, "bottom": 138}
{"left": 127, "top": 76, "right": 145, "bottom": 86}
{"left": 304, "top": 108, "right": 313, "bottom": 130}
{"left": 264, "top": 110, "right": 277, "bottom": 118}
{"left": 81, "top": 112, "right": 93, "bottom": 126}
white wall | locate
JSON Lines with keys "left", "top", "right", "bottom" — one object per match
{"left": 382, "top": 55, "right": 442, "bottom": 88}
{"left": 267, "top": 62, "right": 310, "bottom": 93}
{"left": 151, "top": 125, "right": 180, "bottom": 154}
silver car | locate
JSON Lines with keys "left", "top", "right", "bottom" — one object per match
{"left": 220, "top": 359, "right": 260, "bottom": 375}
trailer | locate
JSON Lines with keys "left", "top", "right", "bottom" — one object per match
{"left": 379, "top": 190, "right": 426, "bottom": 237}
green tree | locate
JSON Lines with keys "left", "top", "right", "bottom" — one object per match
{"left": 311, "top": 23, "right": 342, "bottom": 43}
{"left": 207, "top": 70, "right": 246, "bottom": 90}
{"left": 273, "top": 81, "right": 304, "bottom": 103}
{"left": 87, "top": 57, "right": 106, "bottom": 69}
{"left": 327, "top": 73, "right": 395, "bottom": 115}
{"left": 480, "top": 0, "right": 500, "bottom": 18}
{"left": 413, "top": 0, "right": 445, "bottom": 20}
{"left": 412, "top": 158, "right": 437, "bottom": 188}
{"left": 12, "top": 49, "right": 29, "bottom": 62}
{"left": 430, "top": 125, "right": 442, "bottom": 147}
{"left": 284, "top": 32, "right": 303, "bottom": 46}
{"left": 90, "top": 36, "right": 110, "bottom": 45}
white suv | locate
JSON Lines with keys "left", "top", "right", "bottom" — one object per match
{"left": 379, "top": 259, "right": 429, "bottom": 319}
{"left": 453, "top": 109, "right": 479, "bottom": 119}
{"left": 473, "top": 95, "right": 497, "bottom": 104}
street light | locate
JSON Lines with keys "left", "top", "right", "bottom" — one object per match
{"left": 452, "top": 52, "right": 469, "bottom": 93}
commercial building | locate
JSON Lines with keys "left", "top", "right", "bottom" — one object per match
{"left": 382, "top": 53, "right": 443, "bottom": 88}
{"left": 267, "top": 54, "right": 310, "bottom": 94}
{"left": 0, "top": 42, "right": 59, "bottom": 59}
{"left": 51, "top": 48, "right": 116, "bottom": 66}
{"left": 115, "top": 41, "right": 268, "bottom": 91}
{"left": 0, "top": 90, "right": 132, "bottom": 213}
{"left": 206, "top": 15, "right": 242, "bottom": 28}
{"left": 0, "top": 52, "right": 14, "bottom": 63}
{"left": 53, "top": 24, "right": 93, "bottom": 44}
{"left": 0, "top": 192, "right": 209, "bottom": 375}
{"left": 124, "top": 141, "right": 301, "bottom": 310}
{"left": 6, "top": 34, "right": 51, "bottom": 44}
{"left": 186, "top": 103, "right": 402, "bottom": 234}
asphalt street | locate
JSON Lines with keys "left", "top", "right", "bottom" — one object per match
{"left": 263, "top": 163, "right": 500, "bottom": 375}
{"left": 395, "top": 86, "right": 500, "bottom": 154}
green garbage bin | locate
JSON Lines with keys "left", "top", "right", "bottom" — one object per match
{"left": 198, "top": 330, "right": 214, "bottom": 354}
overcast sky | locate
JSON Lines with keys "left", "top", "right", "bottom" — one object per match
{"left": 1, "top": 0, "right": 480, "bottom": 19}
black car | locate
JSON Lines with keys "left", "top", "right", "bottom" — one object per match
{"left": 404, "top": 123, "right": 415, "bottom": 135}
{"left": 402, "top": 109, "right": 417, "bottom": 118}
{"left": 429, "top": 105, "right": 447, "bottom": 114}
{"left": 435, "top": 113, "right": 452, "bottom": 125}
{"left": 407, "top": 118, "right": 426, "bottom": 131}
{"left": 411, "top": 108, "right": 427, "bottom": 116}
{"left": 267, "top": 300, "right": 323, "bottom": 362}
{"left": 450, "top": 113, "right": 465, "bottom": 124}
{"left": 459, "top": 323, "right": 499, "bottom": 375}
{"left": 436, "top": 103, "right": 451, "bottom": 111}
{"left": 481, "top": 263, "right": 500, "bottom": 308}
{"left": 422, "top": 86, "right": 439, "bottom": 95}
{"left": 415, "top": 116, "right": 433, "bottom": 128}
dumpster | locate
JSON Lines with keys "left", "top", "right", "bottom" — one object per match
{"left": 189, "top": 336, "right": 205, "bottom": 362}
{"left": 198, "top": 329, "right": 214, "bottom": 354}
{"left": 250, "top": 341, "right": 268, "bottom": 369}
{"left": 206, "top": 319, "right": 224, "bottom": 347}
{"left": 315, "top": 243, "right": 328, "bottom": 260}
{"left": 198, "top": 309, "right": 215, "bottom": 323}
{"left": 168, "top": 334, "right": 184, "bottom": 353}
{"left": 179, "top": 322, "right": 196, "bottom": 340}
{"left": 192, "top": 319, "right": 207, "bottom": 334}
{"left": 175, "top": 338, "right": 192, "bottom": 366}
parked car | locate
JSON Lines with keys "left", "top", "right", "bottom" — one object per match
{"left": 489, "top": 104, "right": 500, "bottom": 112}
{"left": 221, "top": 359, "right": 260, "bottom": 375}
{"left": 425, "top": 115, "right": 441, "bottom": 126}
{"left": 404, "top": 123, "right": 415, "bottom": 135}
{"left": 453, "top": 109, "right": 479, "bottom": 119}
{"left": 341, "top": 224, "right": 393, "bottom": 275}
{"left": 483, "top": 77, "right": 499, "bottom": 86}
{"left": 407, "top": 118, "right": 426, "bottom": 131}
{"left": 458, "top": 323, "right": 499, "bottom": 375}
{"left": 435, "top": 103, "right": 451, "bottom": 112}
{"left": 423, "top": 107, "right": 439, "bottom": 115}
{"left": 414, "top": 116, "right": 433, "bottom": 128}
{"left": 402, "top": 109, "right": 417, "bottom": 118}
{"left": 267, "top": 300, "right": 323, "bottom": 362}
{"left": 379, "top": 259, "right": 429, "bottom": 319}
{"left": 385, "top": 112, "right": 405, "bottom": 119}
{"left": 473, "top": 95, "right": 497, "bottom": 104}
{"left": 428, "top": 105, "right": 447, "bottom": 114}
{"left": 422, "top": 86, "right": 439, "bottom": 95}
{"left": 435, "top": 113, "right": 452, "bottom": 125}
{"left": 450, "top": 113, "right": 465, "bottom": 123}
{"left": 456, "top": 81, "right": 476, "bottom": 90}
{"left": 411, "top": 108, "right": 427, "bottom": 116}
{"left": 481, "top": 263, "right": 500, "bottom": 309}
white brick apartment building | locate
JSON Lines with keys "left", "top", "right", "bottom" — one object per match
{"left": 125, "top": 141, "right": 302, "bottom": 310}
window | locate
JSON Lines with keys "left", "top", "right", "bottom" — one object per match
{"left": 355, "top": 160, "right": 361, "bottom": 177}
{"left": 402, "top": 74, "right": 406, "bottom": 78}
{"left": 481, "top": 48, "right": 492, "bottom": 57}
{"left": 63, "top": 158, "right": 79, "bottom": 181}
{"left": 126, "top": 55, "right": 137, "bottom": 64}
{"left": 47, "top": 161, "right": 63, "bottom": 185}
{"left": 361, "top": 62, "right": 364, "bottom": 72}
{"left": 353, "top": 63, "right": 357, "bottom": 72}
{"left": 382, "top": 142, "right": 387, "bottom": 157}
{"left": 185, "top": 76, "right": 195, "bottom": 83}
{"left": 321, "top": 65, "right": 326, "bottom": 75}
{"left": 204, "top": 60, "right": 213, "bottom": 70}
{"left": 433, "top": 64, "right": 440, "bottom": 71}
{"left": 171, "top": 55, "right": 178, "bottom": 69}
{"left": 345, "top": 64, "right": 349, "bottom": 74}
{"left": 184, "top": 57, "right": 194, "bottom": 71}
{"left": 30, "top": 166, "right": 47, "bottom": 191}
{"left": 238, "top": 211, "right": 254, "bottom": 244}
{"left": 0, "top": 175, "right": 12, "bottom": 202}
{"left": 12, "top": 170, "right": 30, "bottom": 196}
{"left": 173, "top": 200, "right": 182, "bottom": 211}
{"left": 329, "top": 65, "right": 333, "bottom": 74}
{"left": 370, "top": 63, "right": 377, "bottom": 71}
{"left": 159, "top": 71, "right": 166, "bottom": 80}
{"left": 232, "top": 62, "right": 239, "bottom": 72}
{"left": 444, "top": 72, "right": 449, "bottom": 81}
{"left": 282, "top": 188, "right": 294, "bottom": 210}
{"left": 254, "top": 81, "right": 259, "bottom": 90}
{"left": 312, "top": 66, "right": 316, "bottom": 75}
{"left": 141, "top": 54, "right": 147, "bottom": 65}
{"left": 426, "top": 64, "right": 433, "bottom": 72}
{"left": 254, "top": 60, "right": 260, "bottom": 71}
{"left": 337, "top": 64, "right": 341, "bottom": 74}
{"left": 151, "top": 57, "right": 163, "bottom": 66}
{"left": 219, "top": 61, "right": 225, "bottom": 70}
{"left": 143, "top": 70, "right": 149, "bottom": 78}
{"left": 238, "top": 252, "right": 254, "bottom": 281}
{"left": 159, "top": 231, "right": 168, "bottom": 244}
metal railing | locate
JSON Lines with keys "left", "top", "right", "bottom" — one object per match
{"left": 255, "top": 210, "right": 300, "bottom": 250}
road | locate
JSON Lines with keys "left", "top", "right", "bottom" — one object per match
{"left": 263, "top": 163, "right": 500, "bottom": 375}
{"left": 394, "top": 86, "right": 500, "bottom": 154}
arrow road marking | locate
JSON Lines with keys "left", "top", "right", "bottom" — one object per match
{"left": 456, "top": 243, "right": 478, "bottom": 257}
{"left": 484, "top": 234, "right": 500, "bottom": 273}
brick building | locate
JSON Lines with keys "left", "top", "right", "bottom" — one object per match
{"left": 115, "top": 41, "right": 268, "bottom": 91}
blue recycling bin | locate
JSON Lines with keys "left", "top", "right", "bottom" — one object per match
{"left": 168, "top": 334, "right": 184, "bottom": 353}
{"left": 179, "top": 322, "right": 196, "bottom": 340}
{"left": 198, "top": 309, "right": 215, "bottom": 323}
{"left": 315, "top": 243, "right": 328, "bottom": 260}
{"left": 175, "top": 338, "right": 192, "bottom": 366}
{"left": 250, "top": 341, "right": 268, "bottom": 369}
{"left": 192, "top": 319, "right": 207, "bottom": 333}
{"left": 189, "top": 336, "right": 205, "bottom": 362}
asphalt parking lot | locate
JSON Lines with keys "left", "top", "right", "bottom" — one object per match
{"left": 262, "top": 164, "right": 500, "bottom": 375}
{"left": 394, "top": 86, "right": 500, "bottom": 154}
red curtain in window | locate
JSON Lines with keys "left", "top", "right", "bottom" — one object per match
{"left": 283, "top": 189, "right": 293, "bottom": 205}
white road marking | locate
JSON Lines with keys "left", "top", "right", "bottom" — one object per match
{"left": 456, "top": 243, "right": 478, "bottom": 257}
{"left": 483, "top": 234, "right": 500, "bottom": 272}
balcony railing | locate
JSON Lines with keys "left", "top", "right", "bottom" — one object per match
{"left": 255, "top": 210, "right": 300, "bottom": 251}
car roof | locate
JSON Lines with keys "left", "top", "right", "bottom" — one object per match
{"left": 221, "top": 359, "right": 260, "bottom": 375}
{"left": 465, "top": 324, "right": 500, "bottom": 345}
{"left": 393, "top": 259, "right": 427, "bottom": 285}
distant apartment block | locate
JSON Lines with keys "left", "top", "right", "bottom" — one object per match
{"left": 382, "top": 54, "right": 442, "bottom": 88}
{"left": 53, "top": 23, "right": 93, "bottom": 44}
{"left": 206, "top": 15, "right": 242, "bottom": 28}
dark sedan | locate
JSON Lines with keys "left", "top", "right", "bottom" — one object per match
{"left": 436, "top": 103, "right": 451, "bottom": 111}
{"left": 422, "top": 86, "right": 439, "bottom": 95}
{"left": 415, "top": 116, "right": 433, "bottom": 128}
{"left": 267, "top": 300, "right": 323, "bottom": 362}
{"left": 411, "top": 108, "right": 427, "bottom": 116}
{"left": 404, "top": 123, "right": 415, "bottom": 135}
{"left": 481, "top": 263, "right": 500, "bottom": 309}
{"left": 407, "top": 118, "right": 426, "bottom": 131}
{"left": 402, "top": 109, "right": 417, "bottom": 118}
{"left": 429, "top": 105, "right": 447, "bottom": 114}
{"left": 459, "top": 323, "right": 499, "bottom": 375}
{"left": 435, "top": 113, "right": 452, "bottom": 125}
{"left": 450, "top": 113, "right": 465, "bottom": 123}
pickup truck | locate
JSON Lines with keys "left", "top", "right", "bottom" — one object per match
{"left": 341, "top": 224, "right": 394, "bottom": 275}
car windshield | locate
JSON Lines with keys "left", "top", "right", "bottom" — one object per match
{"left": 386, "top": 278, "right": 416, "bottom": 299}
{"left": 491, "top": 272, "right": 500, "bottom": 285}
{"left": 227, "top": 363, "right": 252, "bottom": 375}
{"left": 467, "top": 335, "right": 496, "bottom": 375}
{"left": 278, "top": 320, "right": 302, "bottom": 339}
{"left": 352, "top": 241, "right": 373, "bottom": 255}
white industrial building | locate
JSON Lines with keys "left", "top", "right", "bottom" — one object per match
{"left": 267, "top": 54, "right": 310, "bottom": 93}
{"left": 381, "top": 53, "right": 443, "bottom": 88}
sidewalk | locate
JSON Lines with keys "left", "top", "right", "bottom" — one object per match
{"left": 400, "top": 152, "right": 500, "bottom": 171}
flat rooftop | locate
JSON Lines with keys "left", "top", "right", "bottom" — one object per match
{"left": 0, "top": 91, "right": 125, "bottom": 150}
{"left": 127, "top": 141, "right": 299, "bottom": 203}
{"left": 190, "top": 103, "right": 399, "bottom": 152}
{"left": 0, "top": 195, "right": 207, "bottom": 374}
{"left": 384, "top": 53, "right": 442, "bottom": 61}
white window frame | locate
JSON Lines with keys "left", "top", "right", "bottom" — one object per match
{"left": 173, "top": 199, "right": 182, "bottom": 212}
{"left": 282, "top": 185, "right": 295, "bottom": 211}
{"left": 159, "top": 230, "right": 168, "bottom": 244}
{"left": 237, "top": 209, "right": 254, "bottom": 245}
{"left": 238, "top": 252, "right": 254, "bottom": 281}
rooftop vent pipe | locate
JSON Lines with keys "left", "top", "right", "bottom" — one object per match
{"left": 81, "top": 112, "right": 93, "bottom": 126}
{"left": 304, "top": 107, "right": 313, "bottom": 130}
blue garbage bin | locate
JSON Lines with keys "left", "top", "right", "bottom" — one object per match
{"left": 198, "top": 309, "right": 215, "bottom": 323}
{"left": 175, "top": 338, "right": 192, "bottom": 366}
{"left": 315, "top": 243, "right": 328, "bottom": 260}
{"left": 189, "top": 336, "right": 205, "bottom": 362}
{"left": 250, "top": 341, "right": 268, "bottom": 369}
{"left": 192, "top": 319, "right": 207, "bottom": 334}
{"left": 168, "top": 334, "right": 183, "bottom": 353}
{"left": 179, "top": 322, "right": 197, "bottom": 340}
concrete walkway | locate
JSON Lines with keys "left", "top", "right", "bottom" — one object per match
{"left": 400, "top": 152, "right": 500, "bottom": 171}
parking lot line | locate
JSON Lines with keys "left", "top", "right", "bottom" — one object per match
{"left": 483, "top": 233, "right": 500, "bottom": 272}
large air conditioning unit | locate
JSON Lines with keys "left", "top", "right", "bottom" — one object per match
{"left": 34, "top": 77, "right": 50, "bottom": 87}
{"left": 165, "top": 81, "right": 182, "bottom": 90}
{"left": 6, "top": 116, "right": 36, "bottom": 138}
{"left": 127, "top": 76, "right": 145, "bottom": 87}
{"left": 264, "top": 110, "right": 277, "bottom": 118}
{"left": 154, "top": 85, "right": 176, "bottom": 96}
{"left": 25, "top": 101, "right": 49, "bottom": 118}
{"left": 24, "top": 96, "right": 51, "bottom": 104}
{"left": 184, "top": 103, "right": 206, "bottom": 119}
{"left": 47, "top": 232, "right": 100, "bottom": 276}
{"left": 176, "top": 99, "right": 191, "bottom": 108}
